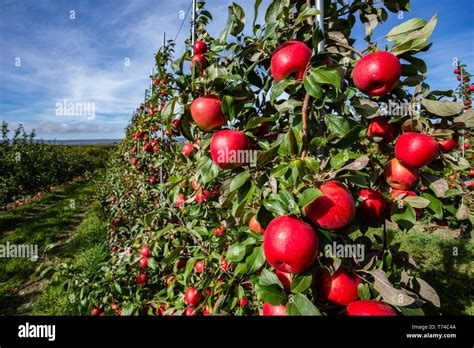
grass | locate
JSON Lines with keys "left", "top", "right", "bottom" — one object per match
{"left": 0, "top": 171, "right": 103, "bottom": 314}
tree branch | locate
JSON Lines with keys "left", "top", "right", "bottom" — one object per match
{"left": 328, "top": 41, "right": 363, "bottom": 58}
{"left": 301, "top": 93, "right": 311, "bottom": 160}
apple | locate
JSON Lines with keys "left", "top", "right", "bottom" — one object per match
{"left": 438, "top": 134, "right": 459, "bottom": 152}
{"left": 305, "top": 181, "right": 355, "bottom": 230}
{"left": 111, "top": 219, "right": 121, "bottom": 227}
{"left": 172, "top": 119, "right": 180, "bottom": 128}
{"left": 220, "top": 256, "right": 229, "bottom": 271}
{"left": 352, "top": 51, "right": 401, "bottom": 96}
{"left": 239, "top": 297, "right": 249, "bottom": 307}
{"left": 470, "top": 85, "right": 474, "bottom": 91}
{"left": 185, "top": 287, "right": 202, "bottom": 306}
{"left": 275, "top": 270, "right": 292, "bottom": 293}
{"left": 136, "top": 273, "right": 148, "bottom": 285}
{"left": 149, "top": 177, "right": 156, "bottom": 185}
{"left": 153, "top": 145, "right": 159, "bottom": 153}
{"left": 190, "top": 95, "right": 227, "bottom": 131}
{"left": 345, "top": 300, "right": 397, "bottom": 316}
{"left": 358, "top": 189, "right": 387, "bottom": 222}
{"left": 270, "top": 40, "right": 312, "bottom": 81}
{"left": 395, "top": 132, "right": 439, "bottom": 168}
{"left": 112, "top": 304, "right": 119, "bottom": 312}
{"left": 195, "top": 190, "right": 209, "bottom": 203}
{"left": 140, "top": 246, "right": 150, "bottom": 257}
{"left": 454, "top": 68, "right": 461, "bottom": 74}
{"left": 466, "top": 99, "right": 472, "bottom": 105}
{"left": 139, "top": 257, "right": 148, "bottom": 269}
{"left": 194, "top": 41, "right": 208, "bottom": 54}
{"left": 91, "top": 308, "right": 102, "bottom": 316}
{"left": 249, "top": 215, "right": 265, "bottom": 234}
{"left": 194, "top": 261, "right": 204, "bottom": 273}
{"left": 135, "top": 131, "right": 144, "bottom": 139}
{"left": 182, "top": 143, "right": 195, "bottom": 157}
{"left": 144, "top": 142, "right": 153, "bottom": 152}
{"left": 367, "top": 117, "right": 398, "bottom": 142}
{"left": 210, "top": 130, "right": 250, "bottom": 169}
{"left": 465, "top": 143, "right": 471, "bottom": 149}
{"left": 316, "top": 268, "right": 360, "bottom": 305}
{"left": 131, "top": 158, "right": 138, "bottom": 166}
{"left": 190, "top": 54, "right": 208, "bottom": 73}
{"left": 185, "top": 307, "right": 197, "bottom": 316}
{"left": 191, "top": 178, "right": 201, "bottom": 191}
{"left": 214, "top": 225, "right": 225, "bottom": 236}
{"left": 176, "top": 194, "right": 185, "bottom": 207}
{"left": 177, "top": 258, "right": 187, "bottom": 269}
{"left": 384, "top": 158, "right": 419, "bottom": 190}
{"left": 263, "top": 216, "right": 319, "bottom": 274}
{"left": 262, "top": 302, "right": 287, "bottom": 316}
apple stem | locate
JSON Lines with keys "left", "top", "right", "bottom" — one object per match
{"left": 301, "top": 93, "right": 310, "bottom": 160}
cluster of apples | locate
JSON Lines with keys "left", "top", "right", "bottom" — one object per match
{"left": 454, "top": 67, "right": 473, "bottom": 110}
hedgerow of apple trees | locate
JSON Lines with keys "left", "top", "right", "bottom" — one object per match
{"left": 78, "top": 0, "right": 473, "bottom": 316}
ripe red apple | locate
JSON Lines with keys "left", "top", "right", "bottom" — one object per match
{"left": 139, "top": 257, "right": 148, "bottom": 269}
{"left": 214, "top": 225, "right": 225, "bottom": 236}
{"left": 185, "top": 287, "right": 202, "bottom": 306}
{"left": 305, "top": 181, "right": 355, "bottom": 230}
{"left": 395, "top": 132, "right": 439, "bottom": 168}
{"left": 210, "top": 130, "right": 250, "bottom": 169}
{"left": 270, "top": 40, "right": 312, "bottom": 81}
{"left": 194, "top": 41, "right": 208, "bottom": 54}
{"left": 438, "top": 134, "right": 459, "bottom": 152}
{"left": 358, "top": 189, "right": 387, "bottom": 222}
{"left": 91, "top": 307, "right": 102, "bottom": 316}
{"left": 190, "top": 54, "right": 208, "bottom": 73}
{"left": 112, "top": 304, "right": 119, "bottom": 312}
{"left": 140, "top": 245, "right": 150, "bottom": 257}
{"left": 195, "top": 190, "right": 209, "bottom": 203}
{"left": 249, "top": 215, "right": 265, "bottom": 234}
{"left": 466, "top": 99, "right": 472, "bottom": 105}
{"left": 263, "top": 216, "right": 319, "bottom": 274}
{"left": 239, "top": 297, "right": 248, "bottom": 307}
{"left": 131, "top": 158, "right": 138, "bottom": 166}
{"left": 345, "top": 300, "right": 397, "bottom": 316}
{"left": 316, "top": 268, "right": 360, "bottom": 306}
{"left": 262, "top": 302, "right": 287, "bottom": 316}
{"left": 190, "top": 95, "right": 227, "bottom": 131}
{"left": 220, "top": 256, "right": 229, "bottom": 271}
{"left": 470, "top": 85, "right": 474, "bottom": 91}
{"left": 136, "top": 273, "right": 148, "bottom": 285}
{"left": 185, "top": 307, "right": 197, "bottom": 316}
{"left": 182, "top": 143, "right": 195, "bottom": 157}
{"left": 144, "top": 142, "right": 153, "bottom": 152}
{"left": 135, "top": 131, "right": 144, "bottom": 139}
{"left": 275, "top": 270, "right": 292, "bottom": 293}
{"left": 352, "top": 51, "right": 401, "bottom": 96}
{"left": 176, "top": 194, "right": 185, "bottom": 207}
{"left": 149, "top": 177, "right": 156, "bottom": 185}
{"left": 384, "top": 158, "right": 419, "bottom": 190}
{"left": 172, "top": 119, "right": 180, "bottom": 128}
{"left": 367, "top": 117, "right": 398, "bottom": 142}
{"left": 194, "top": 261, "right": 204, "bottom": 273}
{"left": 454, "top": 68, "right": 461, "bottom": 74}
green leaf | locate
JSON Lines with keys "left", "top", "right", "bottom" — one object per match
{"left": 325, "top": 114, "right": 350, "bottom": 136}
{"left": 421, "top": 98, "right": 463, "bottom": 117}
{"left": 298, "top": 188, "right": 322, "bottom": 208}
{"left": 255, "top": 284, "right": 287, "bottom": 305}
{"left": 290, "top": 274, "right": 313, "bottom": 293}
{"left": 287, "top": 293, "right": 321, "bottom": 315}
{"left": 259, "top": 269, "right": 284, "bottom": 287}
{"left": 295, "top": 7, "right": 320, "bottom": 25}
{"left": 306, "top": 67, "right": 341, "bottom": 92}
{"left": 391, "top": 204, "right": 416, "bottom": 231}
{"left": 391, "top": 15, "right": 437, "bottom": 56}
{"left": 404, "top": 196, "right": 430, "bottom": 209}
{"left": 271, "top": 79, "right": 294, "bottom": 103}
{"left": 245, "top": 246, "right": 266, "bottom": 274}
{"left": 252, "top": 0, "right": 263, "bottom": 33}
{"left": 358, "top": 283, "right": 371, "bottom": 300}
{"left": 226, "top": 243, "right": 247, "bottom": 262}
{"left": 386, "top": 18, "right": 427, "bottom": 44}
{"left": 303, "top": 74, "right": 324, "bottom": 100}
{"left": 263, "top": 199, "right": 288, "bottom": 216}
{"left": 219, "top": 3, "right": 246, "bottom": 43}
{"left": 265, "top": 0, "right": 283, "bottom": 24}
{"left": 421, "top": 192, "right": 443, "bottom": 220}
{"left": 230, "top": 171, "right": 250, "bottom": 193}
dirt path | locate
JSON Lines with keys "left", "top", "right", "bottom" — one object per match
{"left": 0, "top": 173, "right": 100, "bottom": 315}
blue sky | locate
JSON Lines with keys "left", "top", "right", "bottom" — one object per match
{"left": 0, "top": 0, "right": 473, "bottom": 140}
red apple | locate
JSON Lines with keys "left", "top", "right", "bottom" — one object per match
{"left": 140, "top": 245, "right": 150, "bottom": 257}
{"left": 172, "top": 119, "right": 180, "bottom": 128}
{"left": 112, "top": 304, "right": 119, "bottom": 312}
{"left": 384, "top": 158, "right": 419, "bottom": 190}
{"left": 466, "top": 99, "right": 472, "bottom": 105}
{"left": 149, "top": 177, "right": 156, "bottom": 185}
{"left": 358, "top": 189, "right": 386, "bottom": 222}
{"left": 190, "top": 54, "right": 208, "bottom": 73}
{"left": 270, "top": 40, "right": 312, "bottom": 81}
{"left": 139, "top": 257, "right": 148, "bottom": 269}
{"left": 317, "top": 268, "right": 360, "bottom": 305}
{"left": 275, "top": 270, "right": 292, "bottom": 293}
{"left": 305, "top": 181, "right": 355, "bottom": 230}
{"left": 249, "top": 215, "right": 265, "bottom": 234}
{"left": 395, "top": 132, "right": 439, "bottom": 168}
{"left": 182, "top": 143, "right": 195, "bottom": 157}
{"left": 239, "top": 297, "right": 249, "bottom": 307}
{"left": 185, "top": 307, "right": 197, "bottom": 316}
{"left": 438, "top": 134, "right": 459, "bottom": 152}
{"left": 136, "top": 273, "right": 148, "bottom": 285}
{"left": 176, "top": 194, "right": 185, "bottom": 207}
{"left": 262, "top": 302, "right": 287, "bottom": 316}
{"left": 194, "top": 261, "right": 204, "bottom": 273}
{"left": 91, "top": 308, "right": 102, "bottom": 316}
{"left": 195, "top": 190, "right": 209, "bottom": 203}
{"left": 470, "top": 85, "right": 474, "bottom": 91}
{"left": 194, "top": 41, "right": 208, "bottom": 54}
{"left": 210, "top": 130, "right": 250, "bottom": 169}
{"left": 185, "top": 287, "right": 202, "bottom": 306}
{"left": 131, "top": 158, "right": 138, "bottom": 166}
{"left": 345, "top": 300, "right": 397, "bottom": 316}
{"left": 352, "top": 51, "right": 401, "bottom": 96}
{"left": 190, "top": 95, "right": 227, "bottom": 131}
{"left": 367, "top": 117, "right": 398, "bottom": 142}
{"left": 263, "top": 216, "right": 319, "bottom": 274}
{"left": 454, "top": 68, "right": 461, "bottom": 74}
